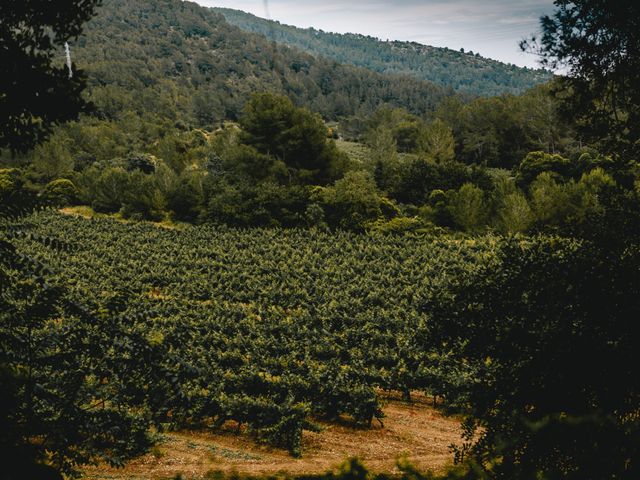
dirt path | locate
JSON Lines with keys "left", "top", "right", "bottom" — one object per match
{"left": 83, "top": 396, "right": 461, "bottom": 479}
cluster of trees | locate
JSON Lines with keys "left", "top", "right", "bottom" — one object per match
{"left": 369, "top": 142, "right": 638, "bottom": 235}
{"left": 6, "top": 88, "right": 637, "bottom": 237}
{"left": 424, "top": 2, "right": 640, "bottom": 478}
{"left": 216, "top": 7, "right": 551, "bottom": 96}
{"left": 4, "top": 93, "right": 351, "bottom": 226}
{"left": 435, "top": 83, "right": 576, "bottom": 168}
{"left": 0, "top": 0, "right": 586, "bottom": 235}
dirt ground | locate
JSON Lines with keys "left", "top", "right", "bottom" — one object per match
{"left": 82, "top": 394, "right": 462, "bottom": 480}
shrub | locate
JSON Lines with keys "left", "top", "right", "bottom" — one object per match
{"left": 515, "top": 151, "right": 571, "bottom": 187}
{"left": 314, "top": 171, "right": 388, "bottom": 230}
{"left": 366, "top": 216, "right": 423, "bottom": 234}
{"left": 43, "top": 179, "right": 79, "bottom": 206}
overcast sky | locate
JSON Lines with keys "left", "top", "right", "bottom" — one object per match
{"left": 193, "top": 0, "right": 555, "bottom": 68}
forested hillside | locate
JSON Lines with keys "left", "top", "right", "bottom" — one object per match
{"left": 214, "top": 7, "right": 552, "bottom": 97}
{"left": 74, "top": 0, "right": 448, "bottom": 127}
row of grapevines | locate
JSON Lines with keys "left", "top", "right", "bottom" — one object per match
{"left": 17, "top": 211, "right": 500, "bottom": 455}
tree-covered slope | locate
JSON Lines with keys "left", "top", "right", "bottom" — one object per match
{"left": 72, "top": 0, "right": 449, "bottom": 128}
{"left": 214, "top": 7, "right": 552, "bottom": 97}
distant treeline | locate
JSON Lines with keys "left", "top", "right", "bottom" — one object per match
{"left": 215, "top": 7, "right": 551, "bottom": 97}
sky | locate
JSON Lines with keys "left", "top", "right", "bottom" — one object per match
{"left": 193, "top": 0, "right": 555, "bottom": 68}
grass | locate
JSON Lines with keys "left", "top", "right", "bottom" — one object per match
{"left": 210, "top": 446, "right": 263, "bottom": 461}
{"left": 60, "top": 205, "right": 189, "bottom": 230}
{"left": 336, "top": 140, "right": 372, "bottom": 164}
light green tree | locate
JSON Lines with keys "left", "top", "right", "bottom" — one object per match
{"left": 529, "top": 171, "right": 567, "bottom": 226}
{"left": 496, "top": 191, "right": 533, "bottom": 234}
{"left": 313, "top": 171, "right": 386, "bottom": 230}
{"left": 419, "top": 118, "right": 455, "bottom": 162}
{"left": 448, "top": 183, "right": 487, "bottom": 232}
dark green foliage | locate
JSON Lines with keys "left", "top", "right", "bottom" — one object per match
{"left": 203, "top": 179, "right": 309, "bottom": 228}
{"left": 438, "top": 84, "right": 575, "bottom": 168}
{"left": 528, "top": 0, "right": 640, "bottom": 159}
{"left": 0, "top": 0, "right": 102, "bottom": 153}
{"left": 126, "top": 152, "right": 157, "bottom": 174}
{"left": 120, "top": 170, "right": 166, "bottom": 221}
{"left": 15, "top": 211, "right": 503, "bottom": 457}
{"left": 73, "top": 0, "right": 448, "bottom": 127}
{"left": 167, "top": 173, "right": 204, "bottom": 222}
{"left": 86, "top": 166, "right": 129, "bottom": 213}
{"left": 0, "top": 176, "right": 174, "bottom": 476}
{"left": 425, "top": 236, "right": 639, "bottom": 479}
{"left": 0, "top": 278, "right": 157, "bottom": 474}
{"left": 215, "top": 8, "right": 551, "bottom": 97}
{"left": 515, "top": 151, "right": 571, "bottom": 187}
{"left": 391, "top": 159, "right": 491, "bottom": 205}
{"left": 240, "top": 94, "right": 346, "bottom": 185}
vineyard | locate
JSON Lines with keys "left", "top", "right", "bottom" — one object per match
{"left": 15, "top": 211, "right": 501, "bottom": 456}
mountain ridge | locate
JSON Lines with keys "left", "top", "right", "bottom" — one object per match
{"left": 213, "top": 6, "right": 552, "bottom": 97}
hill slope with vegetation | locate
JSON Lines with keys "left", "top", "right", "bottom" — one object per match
{"left": 73, "top": 0, "right": 448, "bottom": 127}
{"left": 214, "top": 7, "right": 552, "bottom": 97}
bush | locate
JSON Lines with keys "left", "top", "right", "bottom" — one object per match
{"left": 90, "top": 167, "right": 129, "bottom": 213}
{"left": 167, "top": 173, "right": 204, "bottom": 222}
{"left": 0, "top": 168, "right": 23, "bottom": 196}
{"left": 393, "top": 159, "right": 490, "bottom": 205}
{"left": 120, "top": 171, "right": 166, "bottom": 222}
{"left": 43, "top": 179, "right": 79, "bottom": 206}
{"left": 366, "top": 216, "right": 424, "bottom": 234}
{"left": 126, "top": 152, "right": 157, "bottom": 174}
{"left": 313, "top": 171, "right": 389, "bottom": 230}
{"left": 425, "top": 236, "right": 640, "bottom": 479}
{"left": 515, "top": 151, "right": 571, "bottom": 187}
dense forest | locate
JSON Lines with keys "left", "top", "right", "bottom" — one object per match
{"left": 215, "top": 7, "right": 552, "bottom": 97}
{"left": 1, "top": 0, "right": 639, "bottom": 478}
{"left": 75, "top": 0, "right": 449, "bottom": 124}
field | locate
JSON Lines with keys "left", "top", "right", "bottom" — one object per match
{"left": 16, "top": 212, "right": 499, "bottom": 465}
{"left": 335, "top": 140, "right": 372, "bottom": 164}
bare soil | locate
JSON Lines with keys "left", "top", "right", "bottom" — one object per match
{"left": 82, "top": 394, "right": 461, "bottom": 479}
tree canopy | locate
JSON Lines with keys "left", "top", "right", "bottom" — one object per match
{"left": 526, "top": 0, "right": 640, "bottom": 159}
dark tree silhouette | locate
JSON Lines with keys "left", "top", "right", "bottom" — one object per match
{"left": 524, "top": 0, "right": 640, "bottom": 159}
{"left": 0, "top": 0, "right": 102, "bottom": 153}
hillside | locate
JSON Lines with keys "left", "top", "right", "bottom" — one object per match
{"left": 214, "top": 7, "right": 552, "bottom": 97}
{"left": 72, "top": 0, "right": 449, "bottom": 128}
